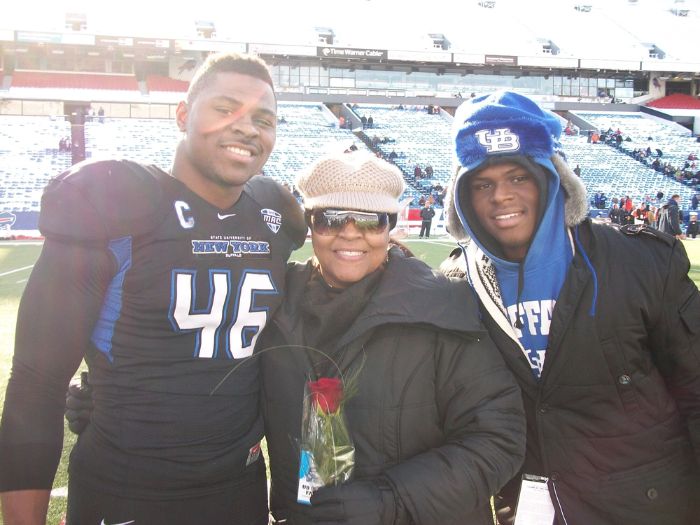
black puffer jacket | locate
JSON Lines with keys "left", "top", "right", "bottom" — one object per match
{"left": 261, "top": 248, "right": 526, "bottom": 525}
{"left": 444, "top": 154, "right": 700, "bottom": 524}
{"left": 493, "top": 222, "right": 699, "bottom": 524}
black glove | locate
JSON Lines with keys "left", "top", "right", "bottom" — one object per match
{"left": 308, "top": 478, "right": 396, "bottom": 525}
{"left": 65, "top": 371, "right": 93, "bottom": 435}
{"left": 494, "top": 493, "right": 516, "bottom": 525}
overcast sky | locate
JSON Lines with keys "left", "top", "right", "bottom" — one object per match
{"left": 4, "top": 0, "right": 699, "bottom": 59}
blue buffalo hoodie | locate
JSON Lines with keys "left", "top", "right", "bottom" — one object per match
{"left": 446, "top": 91, "right": 589, "bottom": 378}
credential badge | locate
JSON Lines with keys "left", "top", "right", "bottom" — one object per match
{"left": 475, "top": 128, "right": 520, "bottom": 153}
{"left": 261, "top": 208, "right": 282, "bottom": 234}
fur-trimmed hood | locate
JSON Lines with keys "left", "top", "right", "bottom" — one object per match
{"left": 445, "top": 153, "right": 589, "bottom": 243}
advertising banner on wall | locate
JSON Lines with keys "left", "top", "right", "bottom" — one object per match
{"left": 317, "top": 47, "right": 387, "bottom": 61}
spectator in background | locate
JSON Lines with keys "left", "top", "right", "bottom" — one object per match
{"left": 633, "top": 203, "right": 650, "bottom": 225}
{"left": 413, "top": 164, "right": 423, "bottom": 180}
{"left": 573, "top": 164, "right": 581, "bottom": 177}
{"left": 419, "top": 200, "right": 436, "bottom": 239}
{"left": 647, "top": 205, "right": 658, "bottom": 228}
{"left": 692, "top": 193, "right": 699, "bottom": 210}
{"left": 367, "top": 115, "right": 374, "bottom": 129}
{"left": 658, "top": 194, "right": 684, "bottom": 239}
{"left": 98, "top": 106, "right": 105, "bottom": 123}
{"left": 608, "top": 203, "right": 622, "bottom": 224}
{"left": 361, "top": 115, "right": 367, "bottom": 129}
{"left": 598, "top": 192, "right": 607, "bottom": 209}
{"left": 687, "top": 213, "right": 699, "bottom": 239}
{"left": 425, "top": 164, "right": 434, "bottom": 178}
{"left": 623, "top": 195, "right": 634, "bottom": 213}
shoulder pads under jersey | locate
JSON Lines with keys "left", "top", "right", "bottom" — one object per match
{"left": 244, "top": 175, "right": 306, "bottom": 248}
{"left": 39, "top": 159, "right": 167, "bottom": 243}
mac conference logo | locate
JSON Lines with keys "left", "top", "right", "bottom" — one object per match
{"left": 261, "top": 208, "right": 282, "bottom": 234}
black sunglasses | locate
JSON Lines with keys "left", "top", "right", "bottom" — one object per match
{"left": 309, "top": 209, "right": 392, "bottom": 236}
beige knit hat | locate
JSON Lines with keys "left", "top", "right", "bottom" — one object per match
{"left": 296, "top": 151, "right": 406, "bottom": 213}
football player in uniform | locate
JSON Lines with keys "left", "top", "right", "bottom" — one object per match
{"left": 0, "top": 53, "right": 306, "bottom": 525}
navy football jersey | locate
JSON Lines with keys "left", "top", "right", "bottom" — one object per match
{"left": 0, "top": 160, "right": 306, "bottom": 498}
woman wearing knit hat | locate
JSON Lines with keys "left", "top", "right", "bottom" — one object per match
{"left": 260, "top": 150, "right": 525, "bottom": 525}
{"left": 443, "top": 91, "right": 700, "bottom": 524}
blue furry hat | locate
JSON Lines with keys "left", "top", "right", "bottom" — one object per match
{"left": 452, "top": 91, "right": 562, "bottom": 178}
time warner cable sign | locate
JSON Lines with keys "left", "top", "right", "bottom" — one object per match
{"left": 317, "top": 47, "right": 387, "bottom": 60}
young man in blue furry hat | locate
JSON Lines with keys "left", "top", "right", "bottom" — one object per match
{"left": 442, "top": 91, "right": 700, "bottom": 525}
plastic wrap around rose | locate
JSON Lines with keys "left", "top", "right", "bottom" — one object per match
{"left": 297, "top": 377, "right": 355, "bottom": 504}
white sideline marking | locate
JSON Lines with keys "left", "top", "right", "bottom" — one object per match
{"left": 51, "top": 486, "right": 68, "bottom": 497}
{"left": 409, "top": 239, "right": 457, "bottom": 249}
{"left": 0, "top": 265, "right": 34, "bottom": 277}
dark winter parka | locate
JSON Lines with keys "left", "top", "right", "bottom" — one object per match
{"left": 260, "top": 247, "right": 526, "bottom": 525}
{"left": 444, "top": 154, "right": 700, "bottom": 524}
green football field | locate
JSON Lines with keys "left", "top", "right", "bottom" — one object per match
{"left": 0, "top": 236, "right": 698, "bottom": 523}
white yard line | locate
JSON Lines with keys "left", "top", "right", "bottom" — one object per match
{"left": 50, "top": 486, "right": 68, "bottom": 498}
{"left": 0, "top": 265, "right": 34, "bottom": 277}
{"left": 0, "top": 241, "right": 43, "bottom": 246}
{"left": 414, "top": 239, "right": 457, "bottom": 248}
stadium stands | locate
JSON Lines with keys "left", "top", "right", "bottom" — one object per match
{"left": 146, "top": 75, "right": 189, "bottom": 93}
{"left": 572, "top": 111, "right": 700, "bottom": 190}
{"left": 11, "top": 71, "right": 139, "bottom": 91}
{"left": 561, "top": 134, "right": 695, "bottom": 208}
{"left": 647, "top": 94, "right": 700, "bottom": 110}
{"left": 85, "top": 117, "right": 179, "bottom": 168}
{"left": 352, "top": 104, "right": 453, "bottom": 203}
{"left": 265, "top": 103, "right": 366, "bottom": 185}
{"left": 3, "top": 108, "right": 699, "bottom": 230}
{"left": 84, "top": 102, "right": 367, "bottom": 186}
{"left": 0, "top": 115, "right": 72, "bottom": 213}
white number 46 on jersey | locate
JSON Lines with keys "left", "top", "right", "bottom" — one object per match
{"left": 169, "top": 269, "right": 277, "bottom": 359}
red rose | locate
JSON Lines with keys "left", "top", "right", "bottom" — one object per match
{"left": 308, "top": 377, "right": 344, "bottom": 414}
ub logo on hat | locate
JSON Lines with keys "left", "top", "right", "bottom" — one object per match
{"left": 452, "top": 91, "right": 562, "bottom": 178}
{"left": 475, "top": 128, "right": 521, "bottom": 153}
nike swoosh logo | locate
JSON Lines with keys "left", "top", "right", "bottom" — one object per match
{"left": 100, "top": 520, "right": 135, "bottom": 525}
{"left": 217, "top": 212, "right": 237, "bottom": 220}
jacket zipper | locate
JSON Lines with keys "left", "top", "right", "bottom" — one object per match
{"left": 550, "top": 478, "right": 570, "bottom": 525}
